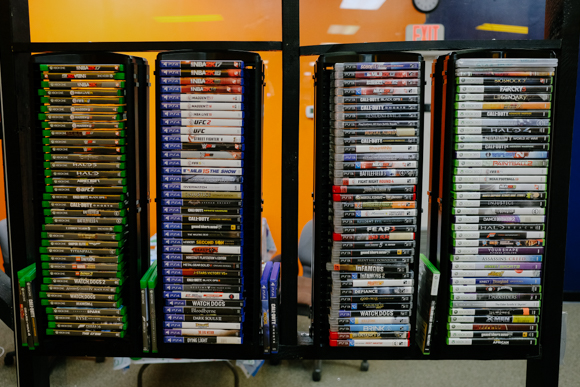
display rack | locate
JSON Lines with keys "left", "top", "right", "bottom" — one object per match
{"left": 312, "top": 51, "right": 426, "bottom": 357}
{"left": 153, "top": 50, "right": 264, "bottom": 358}
{"left": 0, "top": 0, "right": 578, "bottom": 386}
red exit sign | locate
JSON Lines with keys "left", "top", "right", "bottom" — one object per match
{"left": 405, "top": 24, "right": 445, "bottom": 41}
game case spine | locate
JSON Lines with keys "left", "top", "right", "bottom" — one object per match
{"left": 269, "top": 262, "right": 280, "bottom": 353}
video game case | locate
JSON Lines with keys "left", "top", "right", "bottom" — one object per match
{"left": 334, "top": 96, "right": 420, "bottom": 104}
{"left": 455, "top": 128, "right": 550, "bottom": 136}
{"left": 452, "top": 239, "right": 544, "bottom": 248}
{"left": 160, "top": 86, "right": 243, "bottom": 94}
{"left": 335, "top": 217, "right": 417, "bottom": 227}
{"left": 334, "top": 225, "right": 417, "bottom": 233}
{"left": 331, "top": 257, "right": 414, "bottom": 266}
{"left": 450, "top": 277, "right": 541, "bottom": 285}
{"left": 456, "top": 135, "right": 549, "bottom": 143}
{"left": 332, "top": 120, "right": 420, "bottom": 129}
{"left": 39, "top": 291, "right": 120, "bottom": 301}
{"left": 452, "top": 200, "right": 546, "bottom": 208}
{"left": 331, "top": 248, "right": 415, "bottom": 257}
{"left": 41, "top": 299, "right": 122, "bottom": 308}
{"left": 161, "top": 191, "right": 243, "bottom": 199}
{"left": 161, "top": 245, "right": 241, "bottom": 255}
{"left": 332, "top": 79, "right": 420, "bottom": 88}
{"left": 333, "top": 208, "right": 418, "bottom": 217}
{"left": 46, "top": 329, "right": 125, "bottom": 338}
{"left": 333, "top": 231, "right": 415, "bottom": 241}
{"left": 161, "top": 183, "right": 242, "bottom": 192}
{"left": 162, "top": 237, "right": 242, "bottom": 246}
{"left": 44, "top": 277, "right": 123, "bottom": 286}
{"left": 448, "top": 331, "right": 538, "bottom": 338}
{"left": 332, "top": 240, "right": 415, "bottom": 249}
{"left": 48, "top": 314, "right": 127, "bottom": 323}
{"left": 161, "top": 214, "right": 241, "bottom": 224}
{"left": 334, "top": 153, "right": 419, "bottom": 162}
{"left": 451, "top": 270, "right": 541, "bottom": 278}
{"left": 334, "top": 62, "right": 420, "bottom": 71}
{"left": 453, "top": 185, "right": 547, "bottom": 193}
{"left": 330, "top": 324, "right": 411, "bottom": 332}
{"left": 162, "top": 175, "right": 242, "bottom": 184}
{"left": 330, "top": 309, "right": 412, "bottom": 318}
{"left": 163, "top": 328, "right": 241, "bottom": 337}
{"left": 159, "top": 69, "right": 243, "bottom": 77}
{"left": 45, "top": 306, "right": 125, "bottom": 315}
{"left": 450, "top": 293, "right": 541, "bottom": 301}
{"left": 333, "top": 111, "right": 419, "bottom": 120}
{"left": 452, "top": 246, "right": 544, "bottom": 255}
{"left": 333, "top": 169, "right": 418, "bottom": 178}
{"left": 447, "top": 323, "right": 538, "bottom": 331}
{"left": 449, "top": 308, "right": 540, "bottom": 316}
{"left": 163, "top": 291, "right": 241, "bottom": 300}
{"left": 41, "top": 255, "right": 122, "bottom": 265}
{"left": 147, "top": 268, "right": 158, "bottom": 353}
{"left": 161, "top": 143, "right": 244, "bottom": 152}
{"left": 457, "top": 77, "right": 552, "bottom": 85}
{"left": 455, "top": 102, "right": 551, "bottom": 110}
{"left": 162, "top": 230, "right": 242, "bottom": 239}
{"left": 334, "top": 145, "right": 419, "bottom": 154}
{"left": 333, "top": 70, "right": 420, "bottom": 79}
{"left": 164, "top": 315, "right": 243, "bottom": 323}
{"left": 45, "top": 154, "right": 126, "bottom": 162}
{"left": 42, "top": 269, "right": 125, "bottom": 278}
{"left": 448, "top": 315, "right": 538, "bottom": 323}
{"left": 450, "top": 255, "right": 542, "bottom": 262}
{"left": 451, "top": 224, "right": 544, "bottom": 231}
{"left": 160, "top": 77, "right": 243, "bottom": 86}
{"left": 447, "top": 337, "right": 536, "bottom": 345}
{"left": 39, "top": 246, "right": 123, "bottom": 255}
{"left": 161, "top": 127, "right": 243, "bottom": 135}
{"left": 163, "top": 306, "right": 243, "bottom": 315}
{"left": 455, "top": 151, "right": 548, "bottom": 159}
{"left": 332, "top": 185, "right": 416, "bottom": 194}
{"left": 330, "top": 316, "right": 410, "bottom": 325}
{"left": 450, "top": 300, "right": 541, "bottom": 308}
{"left": 163, "top": 321, "right": 241, "bottom": 330}
{"left": 41, "top": 105, "right": 124, "bottom": 113}
{"left": 455, "top": 143, "right": 549, "bottom": 151}
{"left": 162, "top": 253, "right": 241, "bottom": 262}
{"left": 269, "top": 262, "right": 281, "bottom": 354}
{"left": 329, "top": 331, "right": 410, "bottom": 339}
{"left": 164, "top": 336, "right": 242, "bottom": 344}
{"left": 41, "top": 231, "right": 124, "bottom": 241}
{"left": 40, "top": 85, "right": 125, "bottom": 93}
{"left": 38, "top": 89, "right": 123, "bottom": 97}
{"left": 335, "top": 287, "right": 414, "bottom": 295}
{"left": 455, "top": 118, "right": 550, "bottom": 127}
{"left": 40, "top": 284, "right": 120, "bottom": 293}
{"left": 329, "top": 339, "right": 409, "bottom": 347}
{"left": 160, "top": 94, "right": 243, "bottom": 102}
{"left": 332, "top": 87, "right": 419, "bottom": 97}
{"left": 163, "top": 283, "right": 242, "bottom": 292}
{"left": 159, "top": 60, "right": 244, "bottom": 69}
{"left": 47, "top": 322, "right": 126, "bottom": 330}
{"left": 165, "top": 299, "right": 244, "bottom": 308}
{"left": 160, "top": 110, "right": 243, "bottom": 119}
{"left": 42, "top": 224, "right": 126, "bottom": 232}
{"left": 333, "top": 104, "right": 419, "bottom": 112}
{"left": 334, "top": 162, "right": 418, "bottom": 171}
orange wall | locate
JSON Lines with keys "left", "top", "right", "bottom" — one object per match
{"left": 25, "top": 0, "right": 424, "bottom": 252}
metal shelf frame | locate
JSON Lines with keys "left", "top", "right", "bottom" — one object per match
{"left": 0, "top": 0, "right": 578, "bottom": 386}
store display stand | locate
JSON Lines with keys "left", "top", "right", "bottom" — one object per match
{"left": 0, "top": 0, "right": 578, "bottom": 386}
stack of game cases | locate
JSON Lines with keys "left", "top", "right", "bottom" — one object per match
{"left": 327, "top": 61, "right": 422, "bottom": 347}
{"left": 38, "top": 63, "right": 129, "bottom": 338}
{"left": 447, "top": 57, "right": 557, "bottom": 346}
{"left": 159, "top": 59, "right": 246, "bottom": 345}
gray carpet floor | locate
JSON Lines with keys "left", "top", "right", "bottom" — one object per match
{"left": 0, "top": 303, "right": 579, "bottom": 386}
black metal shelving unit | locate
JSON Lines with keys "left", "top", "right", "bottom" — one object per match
{"left": 0, "top": 0, "right": 578, "bottom": 386}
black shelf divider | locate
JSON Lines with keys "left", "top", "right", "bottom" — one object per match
{"left": 0, "top": 0, "right": 578, "bottom": 385}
